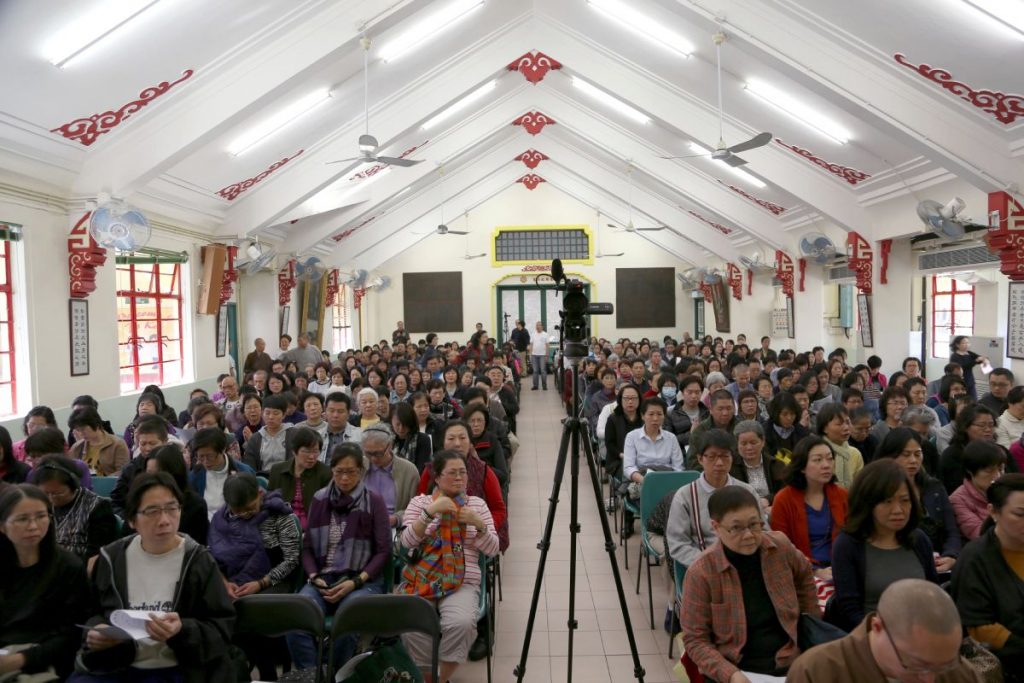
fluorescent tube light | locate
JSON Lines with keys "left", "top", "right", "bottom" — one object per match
{"left": 379, "top": 0, "right": 484, "bottom": 62}
{"left": 688, "top": 142, "right": 767, "bottom": 189}
{"left": 227, "top": 88, "right": 331, "bottom": 156}
{"left": 47, "top": 0, "right": 164, "bottom": 68}
{"left": 587, "top": 0, "right": 694, "bottom": 58}
{"left": 423, "top": 80, "right": 496, "bottom": 129}
{"left": 744, "top": 79, "right": 851, "bottom": 144}
{"left": 572, "top": 77, "right": 650, "bottom": 124}
{"left": 962, "top": 0, "right": 1024, "bottom": 37}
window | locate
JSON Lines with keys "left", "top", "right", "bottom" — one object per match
{"left": 117, "top": 262, "right": 185, "bottom": 392}
{"left": 931, "top": 275, "right": 974, "bottom": 358}
{"left": 0, "top": 237, "right": 17, "bottom": 416}
{"left": 494, "top": 228, "right": 590, "bottom": 262}
{"left": 331, "top": 285, "right": 352, "bottom": 352}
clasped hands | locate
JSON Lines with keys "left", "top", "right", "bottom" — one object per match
{"left": 86, "top": 612, "right": 182, "bottom": 650}
{"left": 426, "top": 495, "right": 485, "bottom": 533}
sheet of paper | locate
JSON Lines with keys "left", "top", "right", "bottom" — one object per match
{"left": 981, "top": 360, "right": 994, "bottom": 375}
{"left": 742, "top": 673, "right": 786, "bottom": 683}
{"left": 109, "top": 609, "right": 154, "bottom": 641}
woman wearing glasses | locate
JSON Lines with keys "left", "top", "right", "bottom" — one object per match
{"left": 682, "top": 486, "right": 819, "bottom": 682}
{"left": 72, "top": 472, "right": 236, "bottom": 683}
{"left": 399, "top": 449, "right": 500, "bottom": 683}
{"left": 29, "top": 454, "right": 118, "bottom": 559}
{"left": 0, "top": 483, "right": 90, "bottom": 680}
{"left": 286, "top": 443, "right": 390, "bottom": 672}
{"left": 939, "top": 404, "right": 1007, "bottom": 495}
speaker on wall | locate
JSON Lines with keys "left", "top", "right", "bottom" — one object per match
{"left": 197, "top": 244, "right": 227, "bottom": 315}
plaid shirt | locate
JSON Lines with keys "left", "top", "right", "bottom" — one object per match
{"left": 681, "top": 531, "right": 820, "bottom": 683}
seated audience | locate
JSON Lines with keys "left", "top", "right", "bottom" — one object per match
{"left": 682, "top": 486, "right": 819, "bottom": 681}
{"left": 899, "top": 405, "right": 942, "bottom": 476}
{"left": 951, "top": 473, "right": 1024, "bottom": 682}
{"left": 188, "top": 427, "right": 255, "bottom": 520}
{"left": 30, "top": 455, "right": 117, "bottom": 559}
{"left": 665, "top": 374, "right": 709, "bottom": 450}
{"left": 0, "top": 425, "right": 29, "bottom": 484}
{"left": 354, "top": 387, "right": 383, "bottom": 428}
{"left": 11, "top": 406, "right": 58, "bottom": 463}
{"left": 979, "top": 368, "right": 1014, "bottom": 416}
{"left": 268, "top": 426, "right": 331, "bottom": 530}
{"left": 72, "top": 472, "right": 235, "bottom": 683}
{"left": 623, "top": 396, "right": 685, "bottom": 486}
{"left": 770, "top": 435, "right": 848, "bottom": 581}
{"left": 666, "top": 429, "right": 760, "bottom": 567}
{"left": 689, "top": 390, "right": 738, "bottom": 466}
{"left": 146, "top": 445, "right": 209, "bottom": 545}
{"left": 361, "top": 424, "right": 419, "bottom": 527}
{"left": 25, "top": 427, "right": 92, "bottom": 490}
{"left": 235, "top": 393, "right": 263, "bottom": 447}
{"left": 762, "top": 392, "right": 809, "bottom": 467}
{"left": 242, "top": 393, "right": 294, "bottom": 473}
{"left": 950, "top": 440, "right": 1007, "bottom": 541}
{"left": 831, "top": 460, "right": 939, "bottom": 631}
{"left": 848, "top": 407, "right": 878, "bottom": 464}
{"left": 109, "top": 415, "right": 169, "bottom": 515}
{"left": 463, "top": 403, "right": 509, "bottom": 489}
{"left": 729, "top": 420, "right": 786, "bottom": 511}
{"left": 816, "top": 403, "right": 865, "bottom": 489}
{"left": 877, "top": 428, "right": 961, "bottom": 573}
{"left": 997, "top": 385, "right": 1024, "bottom": 448}
{"left": 0, "top": 484, "right": 91, "bottom": 680}
{"left": 399, "top": 449, "right": 500, "bottom": 683}
{"left": 939, "top": 404, "right": 1002, "bottom": 494}
{"left": 69, "top": 407, "right": 130, "bottom": 476}
{"left": 788, "top": 578, "right": 981, "bottom": 682}
{"left": 391, "top": 401, "right": 432, "bottom": 472}
{"left": 287, "top": 443, "right": 390, "bottom": 672}
{"left": 602, "top": 384, "right": 643, "bottom": 478}
{"left": 869, "top": 386, "right": 908, "bottom": 444}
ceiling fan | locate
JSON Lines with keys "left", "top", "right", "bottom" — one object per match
{"left": 594, "top": 211, "right": 624, "bottom": 258}
{"left": 414, "top": 167, "right": 466, "bottom": 235}
{"left": 326, "top": 37, "right": 424, "bottom": 168}
{"left": 661, "top": 31, "right": 771, "bottom": 167}
{"left": 607, "top": 165, "right": 667, "bottom": 233}
{"left": 460, "top": 213, "right": 486, "bottom": 259}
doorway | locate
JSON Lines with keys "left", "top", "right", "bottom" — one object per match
{"left": 495, "top": 284, "right": 592, "bottom": 345}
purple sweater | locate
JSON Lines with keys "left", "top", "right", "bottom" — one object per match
{"left": 302, "top": 484, "right": 390, "bottom": 581}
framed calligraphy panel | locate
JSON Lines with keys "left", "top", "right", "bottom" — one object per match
{"left": 69, "top": 299, "right": 89, "bottom": 376}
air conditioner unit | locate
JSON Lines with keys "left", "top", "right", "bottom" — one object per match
{"left": 823, "top": 284, "right": 840, "bottom": 319}
{"left": 827, "top": 263, "right": 856, "bottom": 282}
{"left": 917, "top": 243, "right": 999, "bottom": 273}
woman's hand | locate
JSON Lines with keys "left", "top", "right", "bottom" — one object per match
{"left": 145, "top": 613, "right": 182, "bottom": 642}
{"left": 86, "top": 624, "right": 122, "bottom": 651}
{"left": 459, "top": 507, "right": 486, "bottom": 532}
{"left": 427, "top": 496, "right": 457, "bottom": 517}
{"left": 813, "top": 567, "right": 833, "bottom": 582}
{"left": 0, "top": 653, "right": 26, "bottom": 674}
{"left": 936, "top": 556, "right": 956, "bottom": 573}
{"left": 234, "top": 580, "right": 262, "bottom": 597}
{"left": 242, "top": 426, "right": 253, "bottom": 441}
{"left": 631, "top": 472, "right": 644, "bottom": 484}
{"left": 321, "top": 580, "right": 355, "bottom": 604}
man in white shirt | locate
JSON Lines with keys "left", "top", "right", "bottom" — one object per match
{"left": 996, "top": 385, "right": 1024, "bottom": 448}
{"left": 528, "top": 321, "right": 550, "bottom": 391}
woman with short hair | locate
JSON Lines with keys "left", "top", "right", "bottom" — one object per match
{"left": 30, "top": 455, "right": 117, "bottom": 559}
{"left": 12, "top": 406, "right": 58, "bottom": 463}
{"left": 730, "top": 420, "right": 786, "bottom": 511}
{"left": 949, "top": 440, "right": 1007, "bottom": 541}
{"left": 939, "top": 403, "right": 1006, "bottom": 494}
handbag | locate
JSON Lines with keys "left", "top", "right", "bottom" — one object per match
{"left": 797, "top": 613, "right": 847, "bottom": 652}
{"left": 337, "top": 638, "right": 423, "bottom": 683}
{"left": 959, "top": 636, "right": 1003, "bottom": 683}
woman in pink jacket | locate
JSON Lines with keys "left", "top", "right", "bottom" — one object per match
{"left": 950, "top": 440, "right": 1006, "bottom": 541}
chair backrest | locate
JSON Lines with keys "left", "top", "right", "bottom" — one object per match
{"left": 235, "top": 594, "right": 327, "bottom": 640}
{"left": 330, "top": 594, "right": 440, "bottom": 642}
{"left": 256, "top": 475, "right": 269, "bottom": 491}
{"left": 92, "top": 476, "right": 118, "bottom": 498}
{"left": 639, "top": 470, "right": 700, "bottom": 526}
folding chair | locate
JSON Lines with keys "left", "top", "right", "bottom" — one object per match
{"left": 636, "top": 471, "right": 700, "bottom": 629}
{"left": 668, "top": 560, "right": 687, "bottom": 660}
{"left": 92, "top": 476, "right": 117, "bottom": 498}
{"left": 235, "top": 594, "right": 327, "bottom": 683}
{"left": 328, "top": 594, "right": 441, "bottom": 683}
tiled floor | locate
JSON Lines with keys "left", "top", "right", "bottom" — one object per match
{"left": 456, "top": 386, "right": 679, "bottom": 683}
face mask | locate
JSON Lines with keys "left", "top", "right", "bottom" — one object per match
{"left": 662, "top": 387, "right": 677, "bottom": 401}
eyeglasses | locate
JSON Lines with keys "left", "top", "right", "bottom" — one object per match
{"left": 721, "top": 521, "right": 764, "bottom": 536}
{"left": 878, "top": 615, "right": 962, "bottom": 675}
{"left": 7, "top": 511, "right": 51, "bottom": 528}
{"left": 701, "top": 453, "right": 732, "bottom": 463}
{"left": 138, "top": 503, "right": 182, "bottom": 519}
{"left": 970, "top": 421, "right": 996, "bottom": 430}
{"left": 363, "top": 449, "right": 389, "bottom": 459}
{"left": 332, "top": 468, "right": 361, "bottom": 477}
{"left": 296, "top": 447, "right": 321, "bottom": 457}
{"left": 441, "top": 469, "right": 468, "bottom": 478}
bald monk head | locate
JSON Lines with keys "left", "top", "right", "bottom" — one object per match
{"left": 869, "top": 579, "right": 963, "bottom": 680}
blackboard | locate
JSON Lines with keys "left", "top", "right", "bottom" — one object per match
{"left": 403, "top": 272, "right": 464, "bottom": 333}
{"left": 615, "top": 267, "right": 675, "bottom": 328}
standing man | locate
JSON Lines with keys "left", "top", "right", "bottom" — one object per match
{"left": 285, "top": 332, "right": 322, "bottom": 371}
{"left": 510, "top": 320, "right": 530, "bottom": 356}
{"left": 529, "top": 321, "right": 550, "bottom": 391}
{"left": 243, "top": 338, "right": 273, "bottom": 375}
{"left": 392, "top": 320, "right": 410, "bottom": 345}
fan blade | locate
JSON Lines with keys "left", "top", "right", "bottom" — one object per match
{"left": 325, "top": 157, "right": 363, "bottom": 165}
{"left": 598, "top": 252, "right": 625, "bottom": 257}
{"left": 464, "top": 253, "right": 486, "bottom": 259}
{"left": 636, "top": 226, "right": 667, "bottom": 231}
{"left": 726, "top": 131, "right": 772, "bottom": 154}
{"left": 659, "top": 153, "right": 706, "bottom": 160}
{"left": 721, "top": 153, "right": 748, "bottom": 167}
{"left": 446, "top": 230, "right": 469, "bottom": 235}
{"left": 376, "top": 156, "right": 423, "bottom": 167}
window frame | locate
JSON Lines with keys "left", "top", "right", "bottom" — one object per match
{"left": 331, "top": 284, "right": 352, "bottom": 352}
{"left": 930, "top": 275, "right": 975, "bottom": 359}
{"left": 117, "top": 261, "right": 185, "bottom": 393}
{"left": 0, "top": 238, "right": 16, "bottom": 416}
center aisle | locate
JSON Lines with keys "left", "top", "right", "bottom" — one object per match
{"left": 456, "top": 385, "right": 679, "bottom": 682}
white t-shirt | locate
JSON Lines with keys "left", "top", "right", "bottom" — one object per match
{"left": 125, "top": 535, "right": 185, "bottom": 668}
{"left": 529, "top": 330, "right": 550, "bottom": 354}
{"left": 204, "top": 457, "right": 231, "bottom": 519}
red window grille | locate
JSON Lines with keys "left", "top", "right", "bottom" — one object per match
{"left": 931, "top": 275, "right": 975, "bottom": 359}
{"left": 117, "top": 262, "right": 185, "bottom": 392}
{"left": 0, "top": 240, "right": 17, "bottom": 416}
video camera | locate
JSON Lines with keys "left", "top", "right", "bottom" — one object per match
{"left": 549, "top": 258, "right": 613, "bottom": 360}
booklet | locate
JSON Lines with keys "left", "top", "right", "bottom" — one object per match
{"left": 79, "top": 610, "right": 155, "bottom": 641}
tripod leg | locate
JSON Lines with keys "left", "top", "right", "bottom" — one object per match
{"left": 513, "top": 420, "right": 573, "bottom": 683}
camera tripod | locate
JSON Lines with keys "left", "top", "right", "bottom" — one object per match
{"left": 514, "top": 349, "right": 646, "bottom": 683}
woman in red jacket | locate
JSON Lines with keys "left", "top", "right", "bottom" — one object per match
{"left": 770, "top": 435, "right": 849, "bottom": 582}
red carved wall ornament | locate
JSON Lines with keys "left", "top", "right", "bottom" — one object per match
{"left": 985, "top": 191, "right": 1024, "bottom": 280}
{"left": 699, "top": 281, "right": 713, "bottom": 303}
{"left": 724, "top": 183, "right": 786, "bottom": 215}
{"left": 68, "top": 212, "right": 108, "bottom": 299}
{"left": 512, "top": 111, "right": 556, "bottom": 136}
{"left": 353, "top": 288, "right": 366, "bottom": 310}
{"left": 278, "top": 260, "right": 296, "bottom": 307}
{"left": 517, "top": 174, "right": 545, "bottom": 190}
{"left": 846, "top": 232, "right": 874, "bottom": 294}
{"left": 51, "top": 70, "right": 194, "bottom": 147}
{"left": 798, "top": 257, "right": 807, "bottom": 292}
{"left": 218, "top": 150, "right": 304, "bottom": 201}
{"left": 894, "top": 53, "right": 1024, "bottom": 126}
{"left": 879, "top": 239, "right": 893, "bottom": 285}
{"left": 515, "top": 149, "right": 549, "bottom": 170}
{"left": 325, "top": 269, "right": 340, "bottom": 306}
{"left": 775, "top": 250, "right": 795, "bottom": 298}
{"left": 687, "top": 210, "right": 733, "bottom": 235}
{"left": 507, "top": 51, "right": 562, "bottom": 84}
{"left": 332, "top": 215, "right": 376, "bottom": 242}
{"left": 726, "top": 262, "right": 743, "bottom": 300}
{"left": 775, "top": 139, "right": 871, "bottom": 186}
{"left": 220, "top": 245, "right": 238, "bottom": 305}
{"left": 746, "top": 268, "right": 753, "bottom": 296}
